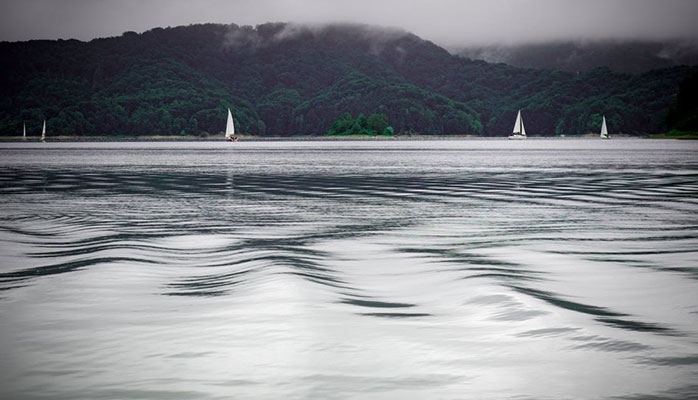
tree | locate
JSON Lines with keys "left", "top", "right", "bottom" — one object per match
{"left": 664, "top": 69, "right": 698, "bottom": 131}
{"left": 366, "top": 113, "right": 389, "bottom": 135}
{"left": 327, "top": 112, "right": 394, "bottom": 136}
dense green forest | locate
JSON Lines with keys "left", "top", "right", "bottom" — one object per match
{"left": 664, "top": 69, "right": 698, "bottom": 132}
{"left": 328, "top": 112, "right": 394, "bottom": 136}
{"left": 0, "top": 22, "right": 695, "bottom": 138}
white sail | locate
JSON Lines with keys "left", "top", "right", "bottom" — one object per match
{"left": 225, "top": 109, "right": 235, "bottom": 139}
{"left": 509, "top": 109, "right": 527, "bottom": 139}
{"left": 600, "top": 115, "right": 609, "bottom": 139}
{"left": 40, "top": 120, "right": 46, "bottom": 142}
{"left": 23, "top": 123, "right": 26, "bottom": 140}
{"left": 512, "top": 110, "right": 521, "bottom": 134}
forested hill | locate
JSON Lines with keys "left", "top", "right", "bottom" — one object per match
{"left": 0, "top": 22, "right": 695, "bottom": 137}
{"left": 454, "top": 40, "right": 698, "bottom": 74}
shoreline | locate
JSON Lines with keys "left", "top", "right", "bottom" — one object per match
{"left": 1, "top": 133, "right": 695, "bottom": 142}
{"left": 0, "top": 134, "right": 489, "bottom": 142}
{"left": 645, "top": 132, "right": 698, "bottom": 140}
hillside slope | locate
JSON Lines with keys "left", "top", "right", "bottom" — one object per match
{"left": 454, "top": 40, "right": 698, "bottom": 74}
{"left": 0, "top": 23, "right": 694, "bottom": 137}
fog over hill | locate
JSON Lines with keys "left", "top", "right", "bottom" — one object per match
{"left": 452, "top": 40, "right": 698, "bottom": 74}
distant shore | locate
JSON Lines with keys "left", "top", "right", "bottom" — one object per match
{"left": 2, "top": 133, "right": 696, "bottom": 142}
{"left": 645, "top": 131, "right": 698, "bottom": 140}
{"left": 0, "top": 134, "right": 467, "bottom": 142}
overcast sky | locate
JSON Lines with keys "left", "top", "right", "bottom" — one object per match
{"left": 1, "top": 0, "right": 698, "bottom": 46}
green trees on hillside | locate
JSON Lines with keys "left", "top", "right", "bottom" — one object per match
{"left": 664, "top": 69, "right": 698, "bottom": 132}
{"left": 0, "top": 23, "right": 694, "bottom": 138}
{"left": 327, "top": 112, "right": 394, "bottom": 136}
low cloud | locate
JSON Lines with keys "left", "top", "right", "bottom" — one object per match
{"left": 222, "top": 22, "right": 413, "bottom": 57}
{"left": 2, "top": 0, "right": 698, "bottom": 47}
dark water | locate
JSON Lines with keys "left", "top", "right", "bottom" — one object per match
{"left": 1, "top": 139, "right": 697, "bottom": 399}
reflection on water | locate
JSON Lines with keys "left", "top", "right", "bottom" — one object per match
{"left": 1, "top": 139, "right": 697, "bottom": 399}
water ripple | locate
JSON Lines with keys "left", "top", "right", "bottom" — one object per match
{"left": 1, "top": 141, "right": 698, "bottom": 400}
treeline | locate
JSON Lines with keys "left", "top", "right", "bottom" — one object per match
{"left": 664, "top": 69, "right": 698, "bottom": 132}
{"left": 328, "top": 112, "right": 394, "bottom": 136}
{"left": 0, "top": 22, "right": 695, "bottom": 137}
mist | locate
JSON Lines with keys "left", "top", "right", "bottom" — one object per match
{"left": 1, "top": 0, "right": 698, "bottom": 47}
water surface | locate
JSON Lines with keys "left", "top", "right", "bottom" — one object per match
{"left": 1, "top": 139, "right": 697, "bottom": 399}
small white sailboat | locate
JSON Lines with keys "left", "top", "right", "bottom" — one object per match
{"left": 225, "top": 109, "right": 238, "bottom": 142}
{"left": 40, "top": 120, "right": 46, "bottom": 142}
{"left": 508, "top": 109, "right": 527, "bottom": 140}
{"left": 23, "top": 123, "right": 26, "bottom": 140}
{"left": 600, "top": 115, "right": 610, "bottom": 139}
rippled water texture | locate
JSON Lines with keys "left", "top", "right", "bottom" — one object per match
{"left": 1, "top": 139, "right": 697, "bottom": 399}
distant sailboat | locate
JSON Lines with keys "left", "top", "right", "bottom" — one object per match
{"left": 225, "top": 109, "right": 238, "bottom": 142}
{"left": 40, "top": 120, "right": 46, "bottom": 142}
{"left": 23, "top": 123, "right": 26, "bottom": 140}
{"left": 600, "top": 115, "right": 610, "bottom": 139}
{"left": 508, "top": 110, "right": 527, "bottom": 140}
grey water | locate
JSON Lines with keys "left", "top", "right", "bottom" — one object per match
{"left": 0, "top": 139, "right": 697, "bottom": 400}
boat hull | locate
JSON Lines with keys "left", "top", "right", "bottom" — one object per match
{"left": 508, "top": 135, "right": 527, "bottom": 140}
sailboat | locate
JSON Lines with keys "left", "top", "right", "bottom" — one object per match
{"left": 225, "top": 109, "right": 238, "bottom": 142}
{"left": 508, "top": 109, "right": 527, "bottom": 140}
{"left": 22, "top": 123, "right": 26, "bottom": 140}
{"left": 40, "top": 120, "right": 46, "bottom": 142}
{"left": 600, "top": 115, "right": 610, "bottom": 139}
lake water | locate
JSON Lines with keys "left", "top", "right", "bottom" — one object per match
{"left": 1, "top": 139, "right": 697, "bottom": 399}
